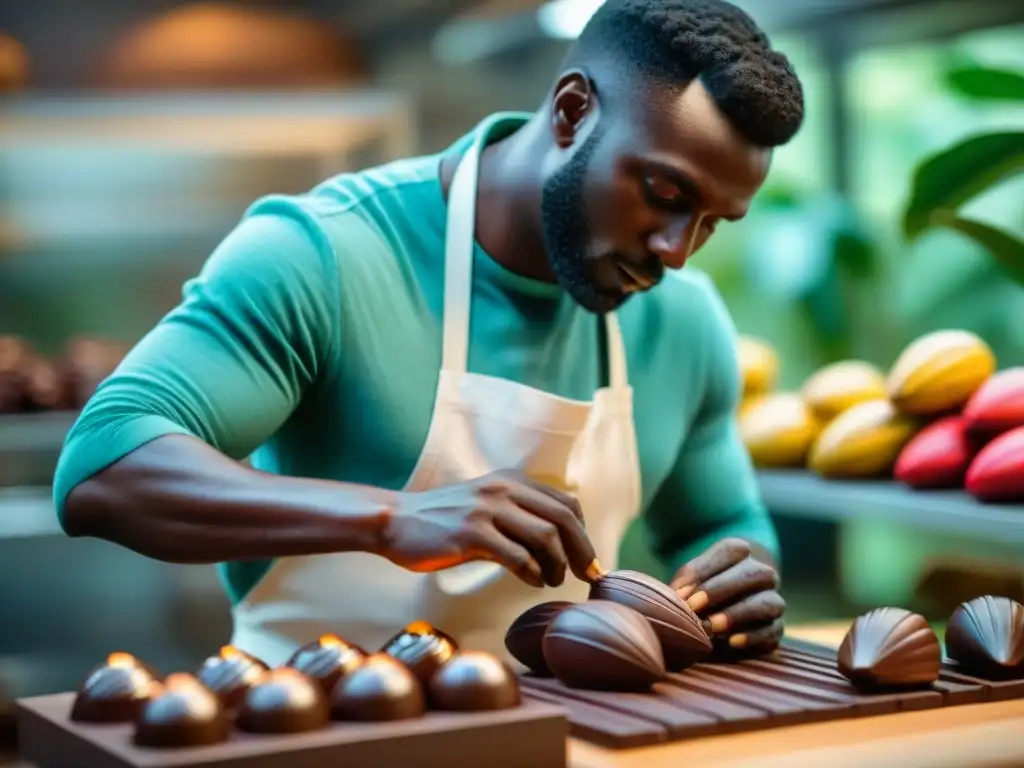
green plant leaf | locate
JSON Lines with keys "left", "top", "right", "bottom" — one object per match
{"left": 932, "top": 214, "right": 1024, "bottom": 286}
{"left": 903, "top": 132, "right": 1024, "bottom": 238}
{"left": 944, "top": 66, "right": 1024, "bottom": 102}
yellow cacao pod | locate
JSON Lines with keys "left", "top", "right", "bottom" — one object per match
{"left": 737, "top": 336, "right": 779, "bottom": 396}
{"left": 808, "top": 399, "right": 918, "bottom": 478}
{"left": 887, "top": 329, "right": 995, "bottom": 416}
{"left": 740, "top": 392, "right": 820, "bottom": 467}
{"left": 801, "top": 360, "right": 887, "bottom": 423}
{"left": 738, "top": 394, "right": 766, "bottom": 421}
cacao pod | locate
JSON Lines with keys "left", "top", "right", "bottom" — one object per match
{"left": 739, "top": 393, "right": 820, "bottom": 468}
{"left": 965, "top": 426, "right": 1024, "bottom": 502}
{"left": 808, "top": 399, "right": 917, "bottom": 478}
{"left": 737, "top": 336, "right": 779, "bottom": 397}
{"left": 886, "top": 330, "right": 995, "bottom": 416}
{"left": 894, "top": 416, "right": 973, "bottom": 489}
{"left": 801, "top": 360, "right": 887, "bottom": 423}
{"left": 962, "top": 367, "right": 1024, "bottom": 439}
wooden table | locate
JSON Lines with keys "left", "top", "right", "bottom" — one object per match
{"left": 568, "top": 622, "right": 1024, "bottom": 768}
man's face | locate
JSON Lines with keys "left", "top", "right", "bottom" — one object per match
{"left": 540, "top": 78, "right": 772, "bottom": 314}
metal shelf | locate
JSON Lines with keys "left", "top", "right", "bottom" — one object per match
{"left": 759, "top": 470, "right": 1024, "bottom": 545}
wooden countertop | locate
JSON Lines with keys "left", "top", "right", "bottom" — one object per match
{"left": 568, "top": 622, "right": 1024, "bottom": 768}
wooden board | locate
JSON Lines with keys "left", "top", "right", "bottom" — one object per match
{"left": 15, "top": 693, "right": 567, "bottom": 768}
{"left": 522, "top": 638, "right": 1020, "bottom": 750}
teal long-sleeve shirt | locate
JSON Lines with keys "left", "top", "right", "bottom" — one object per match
{"left": 53, "top": 112, "right": 779, "bottom": 604}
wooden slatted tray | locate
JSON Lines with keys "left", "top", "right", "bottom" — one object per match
{"left": 520, "top": 638, "right": 1024, "bottom": 749}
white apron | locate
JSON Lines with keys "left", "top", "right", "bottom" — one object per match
{"left": 230, "top": 126, "right": 642, "bottom": 668}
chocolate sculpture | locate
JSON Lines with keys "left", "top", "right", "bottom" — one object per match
{"left": 504, "top": 601, "right": 573, "bottom": 674}
{"left": 235, "top": 668, "right": 329, "bottom": 734}
{"left": 286, "top": 634, "right": 364, "bottom": 695}
{"left": 542, "top": 601, "right": 666, "bottom": 690}
{"left": 945, "top": 595, "right": 1024, "bottom": 679}
{"left": 196, "top": 645, "right": 268, "bottom": 711}
{"left": 330, "top": 654, "right": 426, "bottom": 722}
{"left": 133, "top": 674, "right": 229, "bottom": 748}
{"left": 70, "top": 652, "right": 159, "bottom": 723}
{"left": 589, "top": 570, "right": 712, "bottom": 669}
{"left": 837, "top": 607, "right": 941, "bottom": 690}
{"left": 428, "top": 651, "right": 521, "bottom": 711}
{"left": 381, "top": 621, "right": 458, "bottom": 684}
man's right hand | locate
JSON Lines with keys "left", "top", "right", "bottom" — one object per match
{"left": 379, "top": 471, "right": 597, "bottom": 588}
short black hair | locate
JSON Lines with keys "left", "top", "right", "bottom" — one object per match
{"left": 569, "top": 0, "right": 805, "bottom": 148}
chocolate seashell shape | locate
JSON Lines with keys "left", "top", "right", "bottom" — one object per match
{"left": 542, "top": 601, "right": 666, "bottom": 691}
{"left": 945, "top": 595, "right": 1024, "bottom": 680}
{"left": 589, "top": 570, "right": 712, "bottom": 669}
{"left": 837, "top": 607, "right": 941, "bottom": 690}
{"left": 504, "top": 601, "right": 573, "bottom": 674}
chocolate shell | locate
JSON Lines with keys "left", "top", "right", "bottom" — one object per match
{"left": 133, "top": 674, "right": 229, "bottom": 748}
{"left": 381, "top": 621, "right": 458, "bottom": 684}
{"left": 71, "top": 652, "right": 159, "bottom": 723}
{"left": 286, "top": 634, "right": 364, "bottom": 695}
{"left": 590, "top": 570, "right": 712, "bottom": 670}
{"left": 542, "top": 601, "right": 666, "bottom": 691}
{"left": 504, "top": 601, "right": 573, "bottom": 674}
{"left": 945, "top": 596, "right": 1024, "bottom": 679}
{"left": 837, "top": 607, "right": 941, "bottom": 690}
{"left": 196, "top": 645, "right": 269, "bottom": 711}
{"left": 330, "top": 654, "right": 426, "bottom": 722}
{"left": 235, "top": 668, "right": 329, "bottom": 734}
{"left": 428, "top": 651, "right": 521, "bottom": 711}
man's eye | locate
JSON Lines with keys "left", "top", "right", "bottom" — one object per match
{"left": 643, "top": 176, "right": 685, "bottom": 207}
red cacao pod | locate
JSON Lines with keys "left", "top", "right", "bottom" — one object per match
{"left": 894, "top": 416, "right": 973, "bottom": 489}
{"left": 965, "top": 426, "right": 1024, "bottom": 502}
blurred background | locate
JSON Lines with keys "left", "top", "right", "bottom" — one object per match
{"left": 1, "top": 0, "right": 1023, "bottom": 729}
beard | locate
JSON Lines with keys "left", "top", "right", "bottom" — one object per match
{"left": 539, "top": 125, "right": 629, "bottom": 315}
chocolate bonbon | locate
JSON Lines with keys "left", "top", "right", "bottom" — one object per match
{"left": 589, "top": 570, "right": 712, "bottom": 670}
{"left": 196, "top": 645, "right": 268, "bottom": 711}
{"left": 946, "top": 595, "right": 1024, "bottom": 679}
{"left": 381, "top": 621, "right": 458, "bottom": 684}
{"left": 70, "top": 652, "right": 159, "bottom": 723}
{"left": 235, "top": 668, "right": 329, "bottom": 734}
{"left": 330, "top": 653, "right": 426, "bottom": 722}
{"left": 428, "top": 651, "right": 521, "bottom": 711}
{"left": 133, "top": 673, "right": 229, "bottom": 748}
{"left": 837, "top": 607, "right": 941, "bottom": 689}
{"left": 542, "top": 601, "right": 666, "bottom": 690}
{"left": 286, "top": 634, "right": 364, "bottom": 695}
{"left": 504, "top": 601, "right": 573, "bottom": 674}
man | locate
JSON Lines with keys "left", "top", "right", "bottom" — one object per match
{"left": 54, "top": 0, "right": 803, "bottom": 667}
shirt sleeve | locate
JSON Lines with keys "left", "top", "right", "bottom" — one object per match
{"left": 52, "top": 197, "right": 342, "bottom": 529}
{"left": 642, "top": 275, "right": 780, "bottom": 577}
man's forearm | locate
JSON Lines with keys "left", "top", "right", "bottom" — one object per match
{"left": 62, "top": 434, "right": 394, "bottom": 564}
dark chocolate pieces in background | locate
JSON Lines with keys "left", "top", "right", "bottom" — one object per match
{"left": 505, "top": 601, "right": 573, "bottom": 674}
{"left": 946, "top": 596, "right": 1024, "bottom": 680}
{"left": 330, "top": 654, "right": 426, "bottom": 722}
{"left": 428, "top": 651, "right": 521, "bottom": 712}
{"left": 837, "top": 608, "right": 941, "bottom": 690}
{"left": 543, "top": 601, "right": 666, "bottom": 691}
{"left": 133, "top": 674, "right": 230, "bottom": 749}
{"left": 589, "top": 570, "right": 712, "bottom": 670}
{"left": 235, "top": 668, "right": 330, "bottom": 734}
{"left": 70, "top": 653, "right": 159, "bottom": 724}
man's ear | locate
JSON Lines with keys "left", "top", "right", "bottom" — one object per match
{"left": 550, "top": 69, "right": 597, "bottom": 149}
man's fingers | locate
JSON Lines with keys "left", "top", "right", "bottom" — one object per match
{"left": 714, "top": 619, "right": 785, "bottom": 656}
{"left": 703, "top": 591, "right": 786, "bottom": 635}
{"left": 466, "top": 524, "right": 544, "bottom": 588}
{"left": 517, "top": 474, "right": 586, "bottom": 526}
{"left": 687, "top": 557, "right": 778, "bottom": 614}
{"left": 506, "top": 481, "right": 597, "bottom": 582}
{"left": 671, "top": 538, "right": 751, "bottom": 595}
{"left": 493, "top": 504, "right": 568, "bottom": 587}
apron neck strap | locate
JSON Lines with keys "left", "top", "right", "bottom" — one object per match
{"left": 442, "top": 140, "right": 630, "bottom": 392}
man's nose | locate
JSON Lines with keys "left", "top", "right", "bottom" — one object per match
{"left": 647, "top": 216, "right": 700, "bottom": 270}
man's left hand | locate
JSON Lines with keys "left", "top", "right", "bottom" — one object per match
{"left": 670, "top": 538, "right": 785, "bottom": 656}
